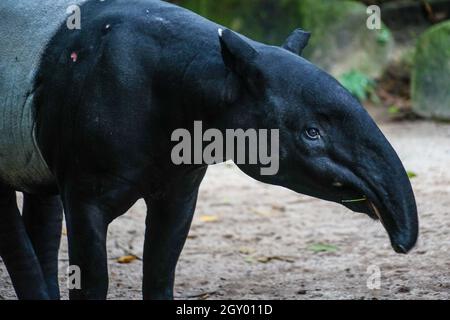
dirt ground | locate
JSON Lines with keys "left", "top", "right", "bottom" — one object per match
{"left": 1, "top": 111, "right": 449, "bottom": 300}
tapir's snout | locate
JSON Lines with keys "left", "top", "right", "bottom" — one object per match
{"left": 371, "top": 175, "right": 418, "bottom": 254}
{"left": 341, "top": 128, "right": 419, "bottom": 254}
{"left": 368, "top": 191, "right": 418, "bottom": 254}
{"left": 342, "top": 175, "right": 418, "bottom": 253}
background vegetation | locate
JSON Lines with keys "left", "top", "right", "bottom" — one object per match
{"left": 168, "top": 0, "right": 450, "bottom": 120}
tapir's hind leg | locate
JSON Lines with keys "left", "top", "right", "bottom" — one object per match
{"left": 0, "top": 185, "right": 49, "bottom": 299}
{"left": 23, "top": 194, "right": 63, "bottom": 300}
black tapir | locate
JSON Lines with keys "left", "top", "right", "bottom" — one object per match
{"left": 0, "top": 0, "right": 418, "bottom": 300}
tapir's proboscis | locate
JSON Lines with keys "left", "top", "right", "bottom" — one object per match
{"left": 0, "top": 0, "right": 418, "bottom": 300}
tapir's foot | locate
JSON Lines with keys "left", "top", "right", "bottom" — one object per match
{"left": 143, "top": 288, "right": 174, "bottom": 301}
{"left": 144, "top": 295, "right": 174, "bottom": 301}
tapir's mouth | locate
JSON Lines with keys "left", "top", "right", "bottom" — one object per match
{"left": 341, "top": 193, "right": 414, "bottom": 254}
{"left": 369, "top": 201, "right": 384, "bottom": 225}
{"left": 341, "top": 196, "right": 381, "bottom": 221}
{"left": 368, "top": 201, "right": 411, "bottom": 254}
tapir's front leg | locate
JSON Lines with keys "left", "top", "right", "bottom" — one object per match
{"left": 63, "top": 197, "right": 109, "bottom": 300}
{"left": 61, "top": 177, "right": 140, "bottom": 300}
{"left": 143, "top": 168, "right": 207, "bottom": 300}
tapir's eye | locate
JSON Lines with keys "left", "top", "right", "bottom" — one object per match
{"left": 305, "top": 128, "right": 321, "bottom": 140}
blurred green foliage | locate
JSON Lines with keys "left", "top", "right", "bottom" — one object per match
{"left": 168, "top": 0, "right": 394, "bottom": 80}
{"left": 169, "top": 0, "right": 302, "bottom": 45}
{"left": 339, "top": 70, "right": 375, "bottom": 101}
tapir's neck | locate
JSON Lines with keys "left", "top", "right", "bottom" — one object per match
{"left": 148, "top": 33, "right": 243, "bottom": 132}
{"left": 179, "top": 52, "right": 239, "bottom": 128}
{"left": 134, "top": 3, "right": 260, "bottom": 132}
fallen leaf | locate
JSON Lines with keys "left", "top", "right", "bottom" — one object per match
{"left": 244, "top": 257, "right": 255, "bottom": 264}
{"left": 238, "top": 247, "right": 255, "bottom": 255}
{"left": 117, "top": 255, "right": 138, "bottom": 264}
{"left": 308, "top": 243, "right": 339, "bottom": 253}
{"left": 271, "top": 204, "right": 286, "bottom": 212}
{"left": 256, "top": 256, "right": 295, "bottom": 263}
{"left": 388, "top": 105, "right": 400, "bottom": 116}
{"left": 187, "top": 291, "right": 216, "bottom": 300}
{"left": 250, "top": 208, "right": 274, "bottom": 217}
{"left": 407, "top": 171, "right": 418, "bottom": 179}
{"left": 257, "top": 256, "right": 271, "bottom": 263}
{"left": 199, "top": 215, "right": 219, "bottom": 223}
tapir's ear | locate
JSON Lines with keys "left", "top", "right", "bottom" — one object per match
{"left": 282, "top": 28, "right": 311, "bottom": 56}
{"left": 218, "top": 28, "right": 263, "bottom": 93}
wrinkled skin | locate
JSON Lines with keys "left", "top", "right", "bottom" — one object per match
{"left": 0, "top": 0, "right": 418, "bottom": 300}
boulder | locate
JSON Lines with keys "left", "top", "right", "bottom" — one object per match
{"left": 412, "top": 21, "right": 450, "bottom": 120}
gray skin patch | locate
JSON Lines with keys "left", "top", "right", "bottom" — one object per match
{"left": 0, "top": 0, "right": 85, "bottom": 192}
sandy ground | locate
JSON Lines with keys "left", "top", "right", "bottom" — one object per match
{"left": 1, "top": 114, "right": 449, "bottom": 300}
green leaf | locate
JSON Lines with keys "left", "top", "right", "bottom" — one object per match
{"left": 339, "top": 71, "right": 375, "bottom": 102}
{"left": 407, "top": 171, "right": 418, "bottom": 179}
{"left": 308, "top": 243, "right": 339, "bottom": 253}
{"left": 377, "top": 28, "right": 391, "bottom": 45}
{"left": 388, "top": 105, "right": 401, "bottom": 115}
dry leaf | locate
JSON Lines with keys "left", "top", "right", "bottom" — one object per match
{"left": 117, "top": 255, "right": 138, "bottom": 264}
{"left": 250, "top": 208, "right": 272, "bottom": 217}
{"left": 257, "top": 256, "right": 295, "bottom": 264}
{"left": 239, "top": 247, "right": 255, "bottom": 255}
{"left": 257, "top": 256, "right": 271, "bottom": 263}
{"left": 187, "top": 291, "right": 216, "bottom": 300}
{"left": 199, "top": 215, "right": 219, "bottom": 223}
{"left": 271, "top": 204, "right": 286, "bottom": 212}
{"left": 308, "top": 243, "right": 339, "bottom": 253}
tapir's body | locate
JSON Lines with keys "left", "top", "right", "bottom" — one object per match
{"left": 0, "top": 0, "right": 227, "bottom": 193}
{"left": 0, "top": 0, "right": 418, "bottom": 300}
{"left": 0, "top": 0, "right": 85, "bottom": 191}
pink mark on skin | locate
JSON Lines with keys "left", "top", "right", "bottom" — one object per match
{"left": 70, "top": 52, "right": 78, "bottom": 62}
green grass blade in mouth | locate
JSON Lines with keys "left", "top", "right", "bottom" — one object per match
{"left": 341, "top": 197, "right": 367, "bottom": 204}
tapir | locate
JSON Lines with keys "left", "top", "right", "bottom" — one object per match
{"left": 0, "top": 0, "right": 418, "bottom": 300}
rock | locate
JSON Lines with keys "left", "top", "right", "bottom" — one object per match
{"left": 412, "top": 21, "right": 450, "bottom": 120}
{"left": 299, "top": 0, "right": 394, "bottom": 78}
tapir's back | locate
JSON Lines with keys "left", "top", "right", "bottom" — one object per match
{"left": 0, "top": 0, "right": 85, "bottom": 191}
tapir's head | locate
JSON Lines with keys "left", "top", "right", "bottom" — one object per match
{"left": 219, "top": 29, "right": 418, "bottom": 253}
